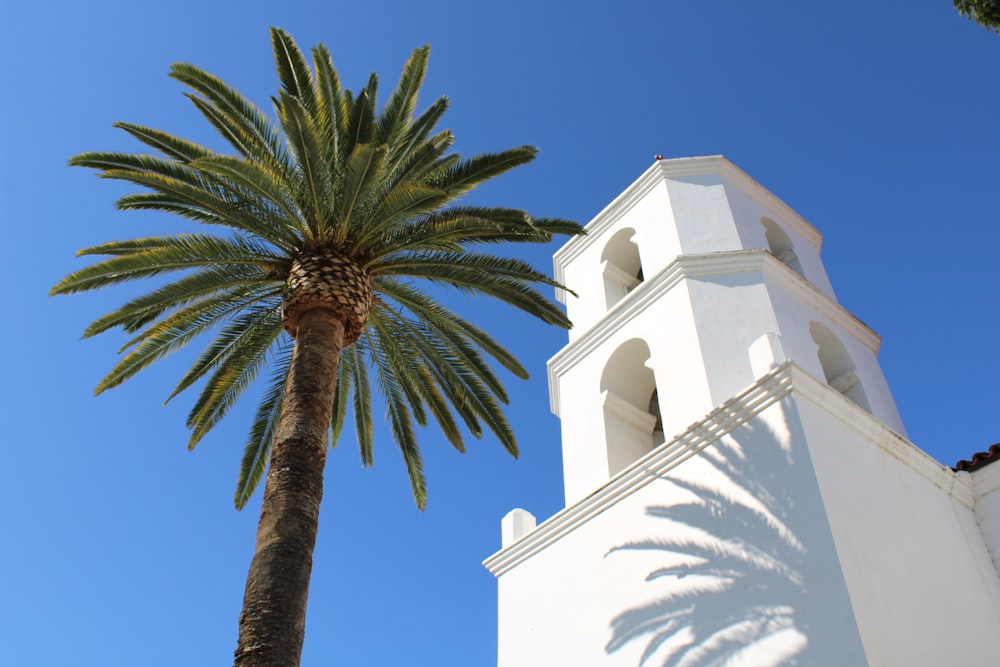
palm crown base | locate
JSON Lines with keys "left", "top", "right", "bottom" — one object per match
{"left": 282, "top": 249, "right": 373, "bottom": 343}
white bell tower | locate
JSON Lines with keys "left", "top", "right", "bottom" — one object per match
{"left": 485, "top": 157, "right": 1000, "bottom": 667}
{"left": 547, "top": 156, "right": 903, "bottom": 505}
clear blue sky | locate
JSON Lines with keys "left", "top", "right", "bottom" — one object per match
{"left": 2, "top": 2, "right": 997, "bottom": 665}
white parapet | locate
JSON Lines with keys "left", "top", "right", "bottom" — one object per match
{"left": 501, "top": 508, "right": 536, "bottom": 548}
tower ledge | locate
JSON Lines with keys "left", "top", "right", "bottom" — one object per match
{"left": 488, "top": 361, "right": 969, "bottom": 577}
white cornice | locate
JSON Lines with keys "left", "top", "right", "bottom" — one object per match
{"left": 552, "top": 156, "right": 824, "bottom": 303}
{"left": 485, "top": 363, "right": 968, "bottom": 577}
{"left": 969, "top": 457, "right": 1000, "bottom": 499}
{"left": 548, "top": 249, "right": 882, "bottom": 416}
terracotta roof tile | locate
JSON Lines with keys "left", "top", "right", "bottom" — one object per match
{"left": 954, "top": 443, "right": 1000, "bottom": 473}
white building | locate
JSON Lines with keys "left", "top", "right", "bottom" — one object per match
{"left": 484, "top": 156, "right": 1000, "bottom": 666}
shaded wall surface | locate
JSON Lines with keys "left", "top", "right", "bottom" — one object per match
{"left": 494, "top": 391, "right": 868, "bottom": 667}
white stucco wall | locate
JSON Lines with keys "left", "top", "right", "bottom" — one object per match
{"left": 664, "top": 172, "right": 742, "bottom": 255}
{"left": 795, "top": 377, "right": 1000, "bottom": 667}
{"left": 684, "top": 270, "right": 781, "bottom": 406}
{"left": 490, "top": 389, "right": 868, "bottom": 667}
{"left": 971, "top": 462, "right": 1000, "bottom": 574}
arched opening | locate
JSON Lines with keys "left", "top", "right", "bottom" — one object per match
{"left": 600, "top": 339, "right": 662, "bottom": 476}
{"left": 601, "top": 228, "right": 644, "bottom": 309}
{"left": 809, "top": 322, "right": 871, "bottom": 413}
{"left": 761, "top": 217, "right": 805, "bottom": 279}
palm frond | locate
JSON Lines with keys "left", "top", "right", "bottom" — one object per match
{"left": 375, "top": 278, "right": 527, "bottom": 379}
{"left": 185, "top": 304, "right": 285, "bottom": 449}
{"left": 71, "top": 152, "right": 299, "bottom": 244}
{"left": 376, "top": 45, "right": 429, "bottom": 149}
{"left": 350, "top": 183, "right": 449, "bottom": 250}
{"left": 276, "top": 92, "right": 334, "bottom": 239}
{"left": 51, "top": 234, "right": 281, "bottom": 295}
{"left": 384, "top": 101, "right": 453, "bottom": 188}
{"left": 270, "top": 28, "right": 318, "bottom": 115}
{"left": 530, "top": 216, "right": 586, "bottom": 237}
{"left": 235, "top": 341, "right": 292, "bottom": 508}
{"left": 385, "top": 130, "right": 455, "bottom": 189}
{"left": 338, "top": 144, "right": 386, "bottom": 241}
{"left": 370, "top": 299, "right": 518, "bottom": 453}
{"left": 367, "top": 324, "right": 426, "bottom": 508}
{"left": 113, "top": 192, "right": 301, "bottom": 251}
{"left": 191, "top": 155, "right": 306, "bottom": 233}
{"left": 368, "top": 306, "right": 465, "bottom": 451}
{"left": 94, "top": 286, "right": 272, "bottom": 394}
{"left": 170, "top": 62, "right": 287, "bottom": 169}
{"left": 396, "top": 97, "right": 449, "bottom": 160}
{"left": 329, "top": 344, "right": 353, "bottom": 444}
{"left": 347, "top": 343, "right": 374, "bottom": 466}
{"left": 311, "top": 43, "right": 347, "bottom": 180}
{"left": 70, "top": 150, "right": 204, "bottom": 179}
{"left": 171, "top": 301, "right": 283, "bottom": 404}
{"left": 88, "top": 160, "right": 298, "bottom": 246}
{"left": 343, "top": 87, "right": 375, "bottom": 161}
{"left": 84, "top": 264, "right": 277, "bottom": 336}
{"left": 113, "top": 122, "right": 213, "bottom": 162}
{"left": 428, "top": 146, "right": 537, "bottom": 196}
{"left": 373, "top": 252, "right": 570, "bottom": 327}
{"left": 364, "top": 207, "right": 555, "bottom": 260}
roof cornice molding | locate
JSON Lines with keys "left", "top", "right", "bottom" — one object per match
{"left": 969, "top": 458, "right": 1000, "bottom": 499}
{"left": 486, "top": 363, "right": 968, "bottom": 577}
{"left": 548, "top": 250, "right": 881, "bottom": 415}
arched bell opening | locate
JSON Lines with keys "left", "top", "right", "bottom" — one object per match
{"left": 600, "top": 339, "right": 662, "bottom": 476}
{"left": 601, "top": 228, "right": 644, "bottom": 310}
{"left": 810, "top": 321, "right": 872, "bottom": 413}
{"left": 761, "top": 216, "right": 805, "bottom": 279}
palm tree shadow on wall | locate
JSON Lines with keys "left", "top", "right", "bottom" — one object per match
{"left": 605, "top": 417, "right": 823, "bottom": 667}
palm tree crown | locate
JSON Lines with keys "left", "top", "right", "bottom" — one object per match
{"left": 52, "top": 28, "right": 580, "bottom": 511}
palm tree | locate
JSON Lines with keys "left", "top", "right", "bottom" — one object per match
{"left": 51, "top": 28, "right": 580, "bottom": 667}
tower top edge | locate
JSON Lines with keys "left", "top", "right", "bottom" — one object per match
{"left": 553, "top": 156, "right": 823, "bottom": 266}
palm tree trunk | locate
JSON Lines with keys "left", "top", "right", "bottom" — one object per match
{"left": 234, "top": 308, "right": 345, "bottom": 667}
